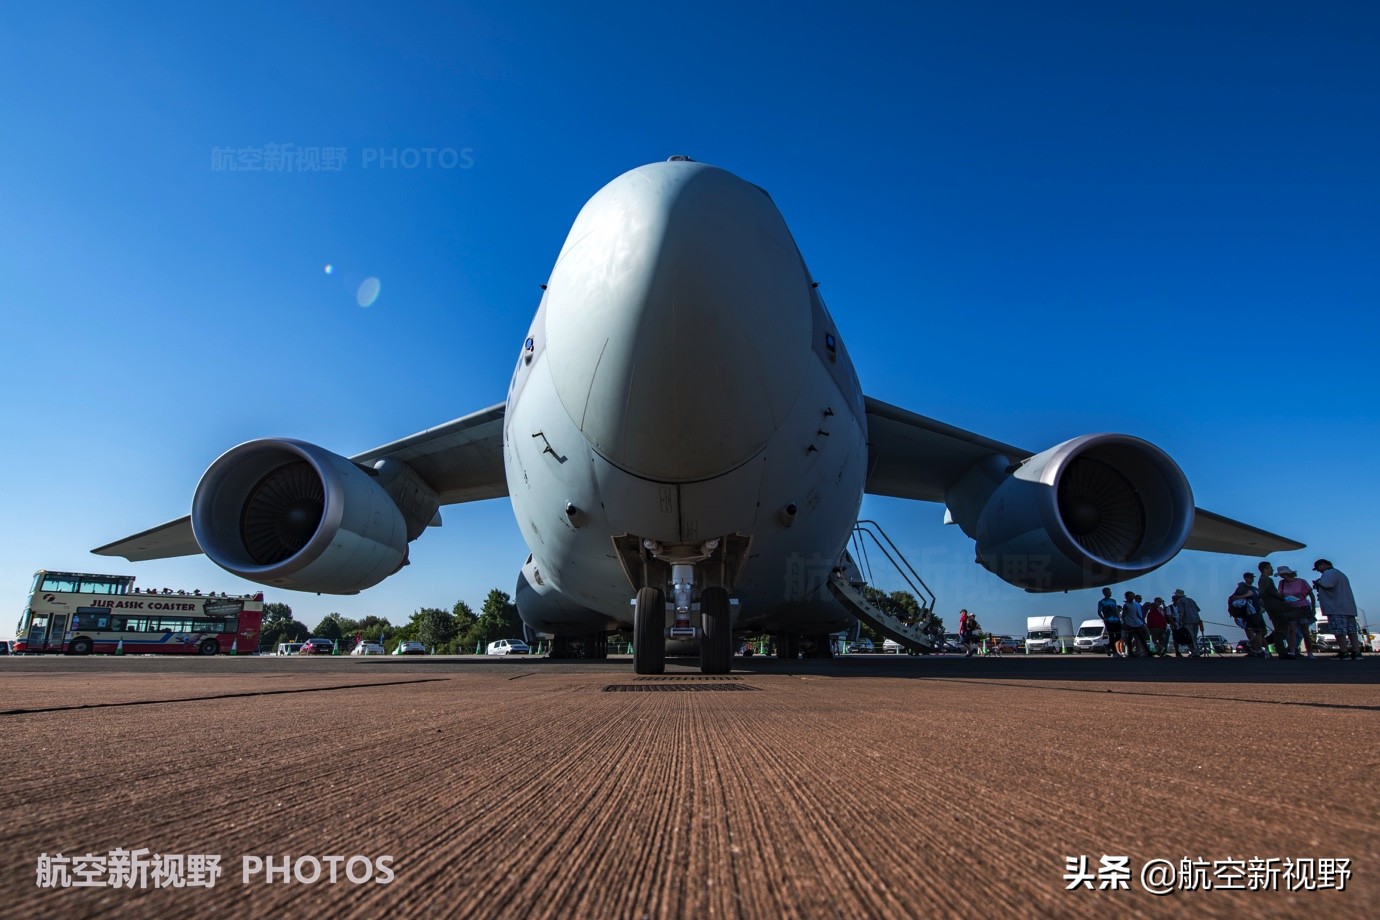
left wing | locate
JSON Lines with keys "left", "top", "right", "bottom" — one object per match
{"left": 93, "top": 402, "right": 509, "bottom": 562}
{"left": 862, "top": 395, "right": 1303, "bottom": 556}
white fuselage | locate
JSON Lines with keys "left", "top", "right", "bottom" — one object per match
{"left": 502, "top": 161, "right": 868, "bottom": 637}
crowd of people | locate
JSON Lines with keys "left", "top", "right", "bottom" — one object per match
{"left": 1094, "top": 558, "right": 1362, "bottom": 660}
{"left": 951, "top": 559, "right": 1363, "bottom": 660}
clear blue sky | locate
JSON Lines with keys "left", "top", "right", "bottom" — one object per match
{"left": 3, "top": 1, "right": 1377, "bottom": 639}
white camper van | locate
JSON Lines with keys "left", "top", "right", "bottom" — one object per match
{"left": 1073, "top": 619, "right": 1109, "bottom": 653}
{"left": 1025, "top": 616, "right": 1074, "bottom": 653}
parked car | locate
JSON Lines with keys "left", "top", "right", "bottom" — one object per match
{"left": 1198, "top": 635, "right": 1231, "bottom": 655}
{"left": 0, "top": 639, "right": 13, "bottom": 655}
{"left": 847, "top": 638, "right": 875, "bottom": 653}
{"left": 274, "top": 642, "right": 304, "bottom": 656}
{"left": 995, "top": 635, "right": 1023, "bottom": 654}
{"left": 298, "top": 638, "right": 335, "bottom": 655}
{"left": 393, "top": 640, "right": 427, "bottom": 655}
{"left": 350, "top": 642, "right": 385, "bottom": 656}
{"left": 486, "top": 639, "right": 530, "bottom": 656}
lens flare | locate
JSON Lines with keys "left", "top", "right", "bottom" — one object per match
{"left": 356, "top": 277, "right": 381, "bottom": 308}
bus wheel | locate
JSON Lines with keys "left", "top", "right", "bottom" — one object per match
{"left": 199, "top": 640, "right": 220, "bottom": 656}
{"left": 69, "top": 637, "right": 93, "bottom": 655}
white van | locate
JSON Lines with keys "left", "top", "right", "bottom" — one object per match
{"left": 1072, "top": 620, "right": 1108, "bottom": 653}
{"left": 1025, "top": 616, "right": 1074, "bottom": 653}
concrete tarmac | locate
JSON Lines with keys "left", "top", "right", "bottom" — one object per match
{"left": 1, "top": 653, "right": 1375, "bottom": 919}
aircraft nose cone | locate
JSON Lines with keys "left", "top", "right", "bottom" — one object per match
{"left": 545, "top": 161, "right": 811, "bottom": 482}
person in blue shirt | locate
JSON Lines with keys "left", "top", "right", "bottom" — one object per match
{"left": 1121, "top": 591, "right": 1150, "bottom": 658}
{"left": 1096, "top": 588, "right": 1123, "bottom": 658}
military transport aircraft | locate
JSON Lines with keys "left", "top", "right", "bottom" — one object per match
{"left": 96, "top": 158, "right": 1302, "bottom": 674}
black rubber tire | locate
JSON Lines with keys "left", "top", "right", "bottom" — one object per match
{"left": 199, "top": 639, "right": 220, "bottom": 655}
{"left": 777, "top": 632, "right": 798, "bottom": 660}
{"left": 699, "top": 587, "right": 731, "bottom": 674}
{"left": 634, "top": 587, "right": 665, "bottom": 675}
{"left": 69, "top": 637, "right": 93, "bottom": 656}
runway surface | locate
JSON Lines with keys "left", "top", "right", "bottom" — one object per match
{"left": 1, "top": 653, "right": 1375, "bottom": 919}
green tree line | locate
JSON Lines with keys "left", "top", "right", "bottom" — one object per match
{"left": 258, "top": 589, "right": 523, "bottom": 654}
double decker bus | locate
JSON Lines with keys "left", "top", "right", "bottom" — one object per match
{"left": 14, "top": 570, "right": 263, "bottom": 656}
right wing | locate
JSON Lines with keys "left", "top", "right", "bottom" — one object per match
{"left": 93, "top": 402, "right": 509, "bottom": 562}
{"left": 862, "top": 395, "right": 1304, "bottom": 556}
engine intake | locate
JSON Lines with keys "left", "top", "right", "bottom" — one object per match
{"left": 192, "top": 439, "right": 409, "bottom": 594}
{"left": 949, "top": 435, "right": 1194, "bottom": 592}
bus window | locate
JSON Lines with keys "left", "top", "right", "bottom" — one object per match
{"left": 72, "top": 610, "right": 114, "bottom": 631}
{"left": 123, "top": 617, "right": 150, "bottom": 633}
{"left": 40, "top": 574, "right": 82, "bottom": 593}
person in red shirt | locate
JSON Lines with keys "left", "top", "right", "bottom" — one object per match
{"left": 1145, "top": 597, "right": 1170, "bottom": 658}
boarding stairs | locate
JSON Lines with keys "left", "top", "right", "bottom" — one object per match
{"left": 826, "top": 520, "right": 938, "bottom": 654}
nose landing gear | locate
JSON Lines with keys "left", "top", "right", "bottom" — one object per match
{"left": 634, "top": 587, "right": 666, "bottom": 675}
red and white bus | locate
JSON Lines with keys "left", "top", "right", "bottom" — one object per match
{"left": 14, "top": 570, "right": 263, "bottom": 655}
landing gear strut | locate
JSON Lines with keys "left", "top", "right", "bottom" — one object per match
{"left": 634, "top": 587, "right": 665, "bottom": 675}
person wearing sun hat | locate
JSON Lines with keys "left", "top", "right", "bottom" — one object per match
{"left": 1170, "top": 588, "right": 1202, "bottom": 657}
{"left": 1276, "top": 565, "right": 1317, "bottom": 658}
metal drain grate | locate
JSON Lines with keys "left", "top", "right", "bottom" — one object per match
{"left": 603, "top": 683, "right": 760, "bottom": 693}
{"left": 633, "top": 675, "right": 744, "bottom": 682}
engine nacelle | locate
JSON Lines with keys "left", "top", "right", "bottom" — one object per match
{"left": 192, "top": 439, "right": 409, "bottom": 595}
{"left": 951, "top": 435, "right": 1194, "bottom": 592}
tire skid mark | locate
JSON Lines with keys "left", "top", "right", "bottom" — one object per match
{"left": 0, "top": 677, "right": 450, "bottom": 716}
{"left": 923, "top": 676, "right": 1380, "bottom": 713}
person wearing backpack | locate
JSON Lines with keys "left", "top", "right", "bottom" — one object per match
{"left": 1229, "top": 573, "right": 1266, "bottom": 657}
{"left": 1096, "top": 588, "right": 1123, "bottom": 658}
{"left": 958, "top": 609, "right": 978, "bottom": 657}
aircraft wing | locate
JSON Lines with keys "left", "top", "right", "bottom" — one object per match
{"left": 92, "top": 516, "right": 202, "bottom": 561}
{"left": 93, "top": 402, "right": 509, "bottom": 561}
{"left": 348, "top": 402, "right": 508, "bottom": 504}
{"left": 862, "top": 395, "right": 1304, "bottom": 556}
{"left": 1180, "top": 508, "right": 1304, "bottom": 555}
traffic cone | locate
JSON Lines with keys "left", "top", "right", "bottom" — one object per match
{"left": 115, "top": 639, "right": 124, "bottom": 656}
{"left": 229, "top": 639, "right": 238, "bottom": 656}
{"left": 1060, "top": 639, "right": 1067, "bottom": 654}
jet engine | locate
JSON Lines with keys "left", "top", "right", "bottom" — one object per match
{"left": 191, "top": 439, "right": 410, "bottom": 594}
{"left": 948, "top": 435, "right": 1195, "bottom": 592}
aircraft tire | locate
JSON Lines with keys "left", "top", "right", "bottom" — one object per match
{"left": 777, "top": 632, "right": 798, "bottom": 660}
{"left": 634, "top": 587, "right": 665, "bottom": 675}
{"left": 700, "top": 587, "right": 731, "bottom": 674}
